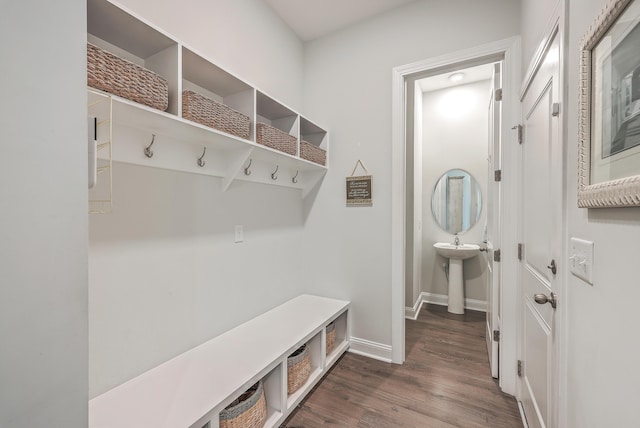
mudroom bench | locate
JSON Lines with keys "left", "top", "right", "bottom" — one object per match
{"left": 89, "top": 294, "right": 350, "bottom": 428}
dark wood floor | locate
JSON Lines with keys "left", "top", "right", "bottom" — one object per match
{"left": 282, "top": 304, "right": 522, "bottom": 427}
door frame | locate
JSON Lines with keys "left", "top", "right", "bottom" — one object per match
{"left": 518, "top": 3, "right": 568, "bottom": 426}
{"left": 391, "top": 36, "right": 521, "bottom": 395}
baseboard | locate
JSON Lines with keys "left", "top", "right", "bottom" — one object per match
{"left": 349, "top": 337, "right": 393, "bottom": 363}
{"left": 518, "top": 401, "right": 529, "bottom": 427}
{"left": 420, "top": 292, "right": 487, "bottom": 313}
{"left": 404, "top": 296, "right": 423, "bottom": 320}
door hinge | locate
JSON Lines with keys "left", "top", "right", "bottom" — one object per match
{"left": 552, "top": 102, "right": 561, "bottom": 117}
{"left": 494, "top": 169, "right": 502, "bottom": 182}
{"left": 517, "top": 360, "right": 524, "bottom": 377}
{"left": 512, "top": 124, "right": 523, "bottom": 144}
{"left": 493, "top": 330, "right": 500, "bottom": 342}
{"left": 495, "top": 88, "right": 503, "bottom": 102}
{"left": 517, "top": 243, "right": 524, "bottom": 261}
{"left": 493, "top": 249, "right": 501, "bottom": 262}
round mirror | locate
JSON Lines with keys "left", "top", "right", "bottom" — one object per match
{"left": 431, "top": 169, "right": 483, "bottom": 235}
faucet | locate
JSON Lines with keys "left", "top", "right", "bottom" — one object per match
{"left": 454, "top": 234, "right": 460, "bottom": 246}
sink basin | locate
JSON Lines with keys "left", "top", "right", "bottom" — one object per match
{"left": 433, "top": 242, "right": 481, "bottom": 260}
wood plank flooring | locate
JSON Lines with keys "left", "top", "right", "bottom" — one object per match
{"left": 282, "top": 304, "right": 522, "bottom": 427}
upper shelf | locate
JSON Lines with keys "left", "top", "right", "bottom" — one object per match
{"left": 87, "top": 0, "right": 328, "bottom": 196}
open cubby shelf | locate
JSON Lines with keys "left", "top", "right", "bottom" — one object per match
{"left": 88, "top": 295, "right": 350, "bottom": 428}
{"left": 87, "top": 0, "right": 328, "bottom": 198}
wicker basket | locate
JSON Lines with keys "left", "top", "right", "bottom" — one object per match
{"left": 300, "top": 141, "right": 327, "bottom": 166}
{"left": 287, "top": 344, "right": 311, "bottom": 395}
{"left": 326, "top": 322, "right": 336, "bottom": 356}
{"left": 219, "top": 381, "right": 267, "bottom": 428}
{"left": 256, "top": 123, "right": 297, "bottom": 155}
{"left": 182, "top": 90, "right": 251, "bottom": 140}
{"left": 87, "top": 43, "right": 169, "bottom": 111}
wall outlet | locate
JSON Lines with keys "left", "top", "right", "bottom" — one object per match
{"left": 234, "top": 225, "right": 243, "bottom": 243}
{"left": 570, "top": 237, "right": 594, "bottom": 285}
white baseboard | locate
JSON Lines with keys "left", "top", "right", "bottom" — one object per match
{"left": 405, "top": 292, "right": 487, "bottom": 317}
{"left": 349, "top": 337, "right": 393, "bottom": 363}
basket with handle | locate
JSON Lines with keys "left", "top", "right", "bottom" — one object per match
{"left": 219, "top": 381, "right": 267, "bottom": 428}
{"left": 182, "top": 90, "right": 251, "bottom": 140}
{"left": 87, "top": 43, "right": 169, "bottom": 111}
{"left": 256, "top": 122, "right": 297, "bottom": 155}
{"left": 300, "top": 140, "right": 326, "bottom": 166}
{"left": 287, "top": 344, "right": 311, "bottom": 394}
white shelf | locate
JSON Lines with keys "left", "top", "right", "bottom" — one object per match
{"left": 87, "top": 0, "right": 328, "bottom": 198}
{"left": 89, "top": 295, "right": 349, "bottom": 428}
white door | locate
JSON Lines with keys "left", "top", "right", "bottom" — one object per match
{"left": 486, "top": 62, "right": 502, "bottom": 379}
{"left": 519, "top": 32, "right": 561, "bottom": 428}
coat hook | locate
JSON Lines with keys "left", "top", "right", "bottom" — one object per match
{"left": 197, "top": 147, "right": 206, "bottom": 167}
{"left": 292, "top": 170, "right": 299, "bottom": 184}
{"left": 271, "top": 165, "right": 279, "bottom": 180}
{"left": 244, "top": 159, "right": 252, "bottom": 176}
{"left": 144, "top": 134, "right": 155, "bottom": 158}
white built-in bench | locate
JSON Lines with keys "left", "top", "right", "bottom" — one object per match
{"left": 89, "top": 294, "right": 350, "bottom": 428}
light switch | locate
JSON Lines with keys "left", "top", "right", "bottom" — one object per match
{"left": 234, "top": 225, "right": 243, "bottom": 243}
{"left": 570, "top": 237, "right": 594, "bottom": 285}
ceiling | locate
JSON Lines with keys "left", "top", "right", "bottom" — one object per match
{"left": 264, "top": 0, "right": 417, "bottom": 41}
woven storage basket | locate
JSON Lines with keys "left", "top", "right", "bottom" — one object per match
{"left": 87, "top": 43, "right": 169, "bottom": 111}
{"left": 219, "top": 381, "right": 267, "bottom": 428}
{"left": 326, "top": 322, "right": 336, "bottom": 356}
{"left": 300, "top": 141, "right": 327, "bottom": 166}
{"left": 182, "top": 90, "right": 251, "bottom": 140}
{"left": 287, "top": 344, "right": 311, "bottom": 395}
{"left": 256, "top": 123, "right": 297, "bottom": 155}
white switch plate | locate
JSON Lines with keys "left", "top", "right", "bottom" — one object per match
{"left": 234, "top": 225, "right": 243, "bottom": 243}
{"left": 570, "top": 237, "right": 594, "bottom": 285}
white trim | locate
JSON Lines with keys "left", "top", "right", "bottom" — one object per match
{"left": 404, "top": 296, "right": 423, "bottom": 320}
{"left": 407, "top": 292, "right": 488, "bottom": 314}
{"left": 518, "top": 401, "right": 529, "bottom": 428}
{"left": 348, "top": 337, "right": 393, "bottom": 363}
{"left": 392, "top": 36, "right": 521, "bottom": 391}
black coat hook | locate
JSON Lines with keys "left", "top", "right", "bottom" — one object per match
{"left": 271, "top": 165, "right": 279, "bottom": 180}
{"left": 292, "top": 170, "right": 299, "bottom": 183}
{"left": 197, "top": 147, "right": 206, "bottom": 167}
{"left": 144, "top": 134, "right": 155, "bottom": 158}
{"left": 244, "top": 159, "right": 252, "bottom": 176}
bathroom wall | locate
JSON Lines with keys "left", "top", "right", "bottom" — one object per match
{"left": 301, "top": 0, "right": 520, "bottom": 357}
{"left": 89, "top": 0, "right": 307, "bottom": 397}
{"left": 0, "top": 1, "right": 88, "bottom": 426}
{"left": 421, "top": 80, "right": 491, "bottom": 302}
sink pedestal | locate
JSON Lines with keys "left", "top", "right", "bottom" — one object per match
{"left": 433, "top": 242, "right": 480, "bottom": 315}
{"left": 447, "top": 259, "right": 465, "bottom": 314}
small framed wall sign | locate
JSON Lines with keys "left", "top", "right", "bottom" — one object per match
{"left": 346, "top": 160, "right": 372, "bottom": 206}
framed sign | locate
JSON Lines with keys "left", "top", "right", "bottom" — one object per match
{"left": 578, "top": 0, "right": 640, "bottom": 207}
{"left": 346, "top": 160, "right": 372, "bottom": 206}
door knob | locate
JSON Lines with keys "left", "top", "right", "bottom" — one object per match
{"left": 534, "top": 292, "right": 557, "bottom": 309}
{"left": 547, "top": 259, "right": 557, "bottom": 275}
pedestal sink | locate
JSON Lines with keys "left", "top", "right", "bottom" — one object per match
{"left": 434, "top": 242, "right": 480, "bottom": 314}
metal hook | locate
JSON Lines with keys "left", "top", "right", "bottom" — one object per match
{"left": 144, "top": 134, "right": 155, "bottom": 158}
{"left": 271, "top": 165, "right": 279, "bottom": 180}
{"left": 244, "top": 159, "right": 252, "bottom": 176}
{"left": 197, "top": 147, "right": 206, "bottom": 167}
{"left": 292, "top": 170, "right": 299, "bottom": 184}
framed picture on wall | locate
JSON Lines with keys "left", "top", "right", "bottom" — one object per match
{"left": 578, "top": 0, "right": 640, "bottom": 207}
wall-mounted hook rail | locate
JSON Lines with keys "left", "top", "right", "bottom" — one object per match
{"left": 197, "top": 147, "right": 206, "bottom": 167}
{"left": 271, "top": 165, "right": 279, "bottom": 181}
{"left": 144, "top": 134, "right": 155, "bottom": 158}
{"left": 292, "top": 170, "right": 299, "bottom": 184}
{"left": 244, "top": 159, "right": 252, "bottom": 176}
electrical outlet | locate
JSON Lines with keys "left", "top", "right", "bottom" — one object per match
{"left": 570, "top": 237, "right": 594, "bottom": 285}
{"left": 234, "top": 225, "right": 243, "bottom": 243}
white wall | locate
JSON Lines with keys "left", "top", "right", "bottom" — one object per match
{"left": 0, "top": 1, "right": 88, "bottom": 427}
{"left": 563, "top": 0, "right": 640, "bottom": 426}
{"left": 421, "top": 80, "right": 490, "bottom": 302}
{"left": 89, "top": 0, "right": 307, "bottom": 397}
{"left": 117, "top": 0, "right": 304, "bottom": 110}
{"left": 301, "top": 0, "right": 520, "bottom": 355}
{"left": 520, "top": 0, "right": 559, "bottom": 75}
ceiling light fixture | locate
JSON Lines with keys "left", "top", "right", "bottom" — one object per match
{"left": 448, "top": 72, "right": 465, "bottom": 82}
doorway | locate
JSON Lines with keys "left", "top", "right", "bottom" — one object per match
{"left": 391, "top": 37, "right": 521, "bottom": 397}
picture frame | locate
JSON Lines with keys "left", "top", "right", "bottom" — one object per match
{"left": 578, "top": 0, "right": 640, "bottom": 207}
